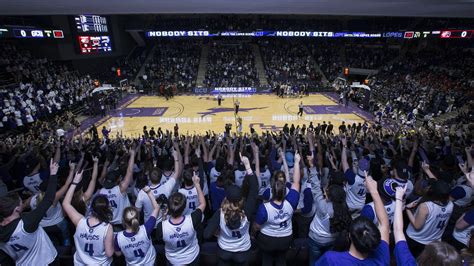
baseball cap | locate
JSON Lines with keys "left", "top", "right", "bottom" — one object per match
{"left": 103, "top": 171, "right": 119, "bottom": 189}
{"left": 226, "top": 185, "right": 242, "bottom": 203}
{"left": 394, "top": 160, "right": 410, "bottom": 180}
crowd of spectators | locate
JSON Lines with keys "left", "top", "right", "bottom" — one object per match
{"left": 345, "top": 44, "right": 399, "bottom": 69}
{"left": 0, "top": 109, "right": 472, "bottom": 265}
{"left": 371, "top": 46, "right": 473, "bottom": 127}
{"left": 0, "top": 44, "right": 95, "bottom": 132}
{"left": 260, "top": 40, "right": 321, "bottom": 91}
{"left": 308, "top": 40, "right": 345, "bottom": 82}
{"left": 144, "top": 40, "right": 200, "bottom": 92}
{"left": 204, "top": 42, "right": 259, "bottom": 88}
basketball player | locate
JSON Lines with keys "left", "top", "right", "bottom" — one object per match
{"left": 297, "top": 101, "right": 304, "bottom": 117}
{"left": 63, "top": 170, "right": 115, "bottom": 265}
{"left": 234, "top": 99, "right": 240, "bottom": 115}
{"left": 254, "top": 151, "right": 301, "bottom": 266}
{"left": 0, "top": 159, "right": 59, "bottom": 265}
{"left": 204, "top": 153, "right": 259, "bottom": 265}
{"left": 156, "top": 172, "right": 206, "bottom": 265}
{"left": 217, "top": 93, "right": 223, "bottom": 106}
{"left": 115, "top": 186, "right": 159, "bottom": 266}
{"left": 98, "top": 146, "right": 136, "bottom": 231}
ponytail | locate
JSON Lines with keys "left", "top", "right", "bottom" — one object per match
{"left": 123, "top": 207, "right": 140, "bottom": 233}
{"left": 221, "top": 198, "right": 245, "bottom": 230}
{"left": 327, "top": 185, "right": 352, "bottom": 234}
{"left": 271, "top": 178, "right": 286, "bottom": 202}
{"left": 91, "top": 195, "right": 112, "bottom": 223}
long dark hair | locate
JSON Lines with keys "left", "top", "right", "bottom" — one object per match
{"left": 418, "top": 241, "right": 462, "bottom": 266}
{"left": 327, "top": 185, "right": 352, "bottom": 234}
{"left": 0, "top": 194, "right": 20, "bottom": 223}
{"left": 168, "top": 192, "right": 186, "bottom": 218}
{"left": 271, "top": 170, "right": 287, "bottom": 201}
{"left": 421, "top": 179, "right": 451, "bottom": 206}
{"left": 90, "top": 195, "right": 112, "bottom": 223}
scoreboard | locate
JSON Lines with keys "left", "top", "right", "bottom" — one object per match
{"left": 72, "top": 15, "right": 113, "bottom": 55}
{"left": 78, "top": 36, "right": 112, "bottom": 54}
{"left": 74, "top": 15, "right": 108, "bottom": 33}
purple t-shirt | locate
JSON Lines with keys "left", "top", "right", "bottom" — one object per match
{"left": 315, "top": 240, "right": 389, "bottom": 266}
{"left": 394, "top": 241, "right": 416, "bottom": 266}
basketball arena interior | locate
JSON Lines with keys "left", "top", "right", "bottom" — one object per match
{"left": 0, "top": 1, "right": 473, "bottom": 266}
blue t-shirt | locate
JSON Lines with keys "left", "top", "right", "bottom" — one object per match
{"left": 210, "top": 182, "right": 226, "bottom": 211}
{"left": 394, "top": 241, "right": 416, "bottom": 266}
{"left": 255, "top": 188, "right": 299, "bottom": 225}
{"left": 315, "top": 240, "right": 389, "bottom": 266}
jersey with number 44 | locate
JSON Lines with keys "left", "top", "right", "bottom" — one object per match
{"left": 406, "top": 201, "right": 453, "bottom": 245}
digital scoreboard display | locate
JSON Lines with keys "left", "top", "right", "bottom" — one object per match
{"left": 78, "top": 36, "right": 112, "bottom": 54}
{"left": 74, "top": 15, "right": 108, "bottom": 33}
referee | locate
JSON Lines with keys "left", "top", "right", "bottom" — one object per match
{"left": 297, "top": 101, "right": 304, "bottom": 117}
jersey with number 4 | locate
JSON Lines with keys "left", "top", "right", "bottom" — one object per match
{"left": 261, "top": 200, "right": 295, "bottom": 237}
{"left": 162, "top": 215, "right": 199, "bottom": 265}
{"left": 406, "top": 201, "right": 453, "bottom": 245}
{"left": 178, "top": 187, "right": 199, "bottom": 216}
{"left": 218, "top": 211, "right": 251, "bottom": 252}
{"left": 99, "top": 185, "right": 131, "bottom": 225}
{"left": 344, "top": 171, "right": 366, "bottom": 211}
{"left": 258, "top": 169, "right": 271, "bottom": 195}
{"left": 0, "top": 220, "right": 57, "bottom": 266}
{"left": 116, "top": 225, "right": 155, "bottom": 266}
{"left": 73, "top": 218, "right": 112, "bottom": 266}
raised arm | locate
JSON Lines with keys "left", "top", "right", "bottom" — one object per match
{"left": 62, "top": 170, "right": 85, "bottom": 226}
{"left": 421, "top": 162, "right": 438, "bottom": 180}
{"left": 226, "top": 137, "right": 235, "bottom": 166}
{"left": 83, "top": 156, "right": 99, "bottom": 202}
{"left": 170, "top": 145, "right": 181, "bottom": 180}
{"left": 341, "top": 136, "right": 350, "bottom": 172}
{"left": 23, "top": 159, "right": 59, "bottom": 233}
{"left": 53, "top": 161, "right": 76, "bottom": 205}
{"left": 193, "top": 172, "right": 206, "bottom": 212}
{"left": 365, "top": 172, "right": 389, "bottom": 243}
{"left": 408, "top": 139, "right": 418, "bottom": 168}
{"left": 143, "top": 186, "right": 160, "bottom": 218}
{"left": 119, "top": 146, "right": 137, "bottom": 194}
{"left": 292, "top": 151, "right": 301, "bottom": 192}
{"left": 393, "top": 185, "right": 407, "bottom": 243}
{"left": 466, "top": 147, "right": 473, "bottom": 170}
{"left": 251, "top": 141, "right": 260, "bottom": 178}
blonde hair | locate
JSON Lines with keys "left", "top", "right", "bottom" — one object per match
{"left": 221, "top": 198, "right": 245, "bottom": 226}
{"left": 122, "top": 207, "right": 140, "bottom": 233}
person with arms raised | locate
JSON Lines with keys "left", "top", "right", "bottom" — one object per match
{"left": 253, "top": 151, "right": 301, "bottom": 266}
{"left": 0, "top": 159, "right": 59, "bottom": 266}
{"left": 316, "top": 172, "right": 390, "bottom": 265}
{"left": 156, "top": 171, "right": 206, "bottom": 266}
{"left": 63, "top": 169, "right": 114, "bottom": 266}
{"left": 114, "top": 186, "right": 160, "bottom": 266}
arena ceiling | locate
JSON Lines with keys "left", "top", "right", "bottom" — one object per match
{"left": 0, "top": 0, "right": 473, "bottom": 17}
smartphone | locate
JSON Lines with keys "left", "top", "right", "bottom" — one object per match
{"left": 456, "top": 155, "right": 465, "bottom": 165}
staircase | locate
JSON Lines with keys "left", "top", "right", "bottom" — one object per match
{"left": 196, "top": 43, "right": 209, "bottom": 87}
{"left": 303, "top": 45, "right": 329, "bottom": 85}
{"left": 251, "top": 43, "right": 268, "bottom": 86}
{"left": 134, "top": 45, "right": 157, "bottom": 85}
